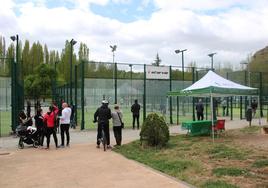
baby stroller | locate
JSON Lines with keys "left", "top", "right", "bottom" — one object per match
{"left": 16, "top": 125, "right": 39, "bottom": 149}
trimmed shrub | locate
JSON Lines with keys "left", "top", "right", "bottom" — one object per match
{"left": 140, "top": 113, "right": 169, "bottom": 147}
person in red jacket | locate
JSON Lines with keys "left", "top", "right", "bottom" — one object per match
{"left": 43, "top": 106, "right": 59, "bottom": 149}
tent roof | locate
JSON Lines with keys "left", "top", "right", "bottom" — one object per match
{"left": 168, "top": 70, "right": 258, "bottom": 97}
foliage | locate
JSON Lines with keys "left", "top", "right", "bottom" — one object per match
{"left": 212, "top": 167, "right": 248, "bottom": 177}
{"left": 252, "top": 159, "right": 268, "bottom": 168}
{"left": 240, "top": 126, "right": 260, "bottom": 134}
{"left": 115, "top": 130, "right": 268, "bottom": 188}
{"left": 152, "top": 53, "right": 161, "bottom": 66}
{"left": 249, "top": 46, "right": 268, "bottom": 73}
{"left": 201, "top": 180, "right": 239, "bottom": 188}
{"left": 24, "top": 64, "right": 56, "bottom": 99}
{"left": 140, "top": 113, "right": 169, "bottom": 147}
{"left": 208, "top": 144, "right": 247, "bottom": 160}
{"left": 113, "top": 140, "right": 200, "bottom": 176}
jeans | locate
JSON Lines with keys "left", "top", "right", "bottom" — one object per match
{"left": 60, "top": 124, "right": 70, "bottom": 146}
{"left": 113, "top": 126, "right": 122, "bottom": 146}
{"left": 132, "top": 114, "right": 140, "bottom": 129}
{"left": 46, "top": 127, "right": 58, "bottom": 148}
{"left": 97, "top": 123, "right": 110, "bottom": 146}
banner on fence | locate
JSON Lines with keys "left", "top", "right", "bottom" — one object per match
{"left": 146, "top": 65, "right": 170, "bottom": 79}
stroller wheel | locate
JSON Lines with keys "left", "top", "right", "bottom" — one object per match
{"left": 18, "top": 138, "right": 24, "bottom": 149}
{"left": 33, "top": 140, "right": 39, "bottom": 148}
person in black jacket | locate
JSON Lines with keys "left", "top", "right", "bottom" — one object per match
{"left": 251, "top": 99, "right": 258, "bottom": 118}
{"left": 131, "top": 99, "right": 141, "bottom": 130}
{"left": 196, "top": 98, "right": 204, "bottom": 121}
{"left": 34, "top": 108, "right": 44, "bottom": 146}
{"left": 93, "top": 100, "right": 112, "bottom": 149}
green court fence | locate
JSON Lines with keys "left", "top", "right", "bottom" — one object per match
{"left": 56, "top": 61, "right": 211, "bottom": 130}
{"left": 54, "top": 61, "right": 268, "bottom": 131}
{"left": 0, "top": 56, "right": 23, "bottom": 136}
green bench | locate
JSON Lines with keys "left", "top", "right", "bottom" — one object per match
{"left": 181, "top": 120, "right": 217, "bottom": 136}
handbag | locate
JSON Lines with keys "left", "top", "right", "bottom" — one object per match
{"left": 117, "top": 112, "right": 124, "bottom": 128}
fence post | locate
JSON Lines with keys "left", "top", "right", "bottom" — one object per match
{"left": 259, "top": 72, "right": 263, "bottom": 117}
{"left": 74, "top": 65, "right": 78, "bottom": 126}
{"left": 231, "top": 97, "right": 233, "bottom": 120}
{"left": 169, "top": 66, "right": 173, "bottom": 124}
{"left": 240, "top": 96, "right": 242, "bottom": 119}
{"left": 226, "top": 72, "right": 229, "bottom": 116}
{"left": 81, "top": 60, "right": 85, "bottom": 130}
{"left": 115, "top": 63, "right": 117, "bottom": 104}
{"left": 143, "top": 64, "right": 146, "bottom": 121}
{"left": 192, "top": 67, "right": 196, "bottom": 121}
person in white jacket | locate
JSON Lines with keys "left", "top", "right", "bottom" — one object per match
{"left": 59, "top": 103, "right": 72, "bottom": 147}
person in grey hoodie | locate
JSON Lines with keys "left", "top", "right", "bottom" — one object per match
{"left": 111, "top": 104, "right": 123, "bottom": 146}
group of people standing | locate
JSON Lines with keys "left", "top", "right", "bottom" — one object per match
{"left": 19, "top": 98, "right": 142, "bottom": 150}
{"left": 19, "top": 101, "right": 72, "bottom": 149}
{"left": 195, "top": 98, "right": 258, "bottom": 120}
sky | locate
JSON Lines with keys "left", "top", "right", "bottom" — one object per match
{"left": 1, "top": 0, "right": 268, "bottom": 69}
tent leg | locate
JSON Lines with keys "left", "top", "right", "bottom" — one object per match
{"left": 211, "top": 94, "right": 214, "bottom": 143}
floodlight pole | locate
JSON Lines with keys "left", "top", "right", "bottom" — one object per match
{"left": 175, "top": 49, "right": 187, "bottom": 116}
{"left": 10, "top": 34, "right": 19, "bottom": 133}
{"left": 208, "top": 52, "right": 217, "bottom": 121}
{"left": 70, "top": 39, "right": 77, "bottom": 104}
{"left": 110, "top": 45, "right": 117, "bottom": 103}
{"left": 208, "top": 52, "right": 216, "bottom": 71}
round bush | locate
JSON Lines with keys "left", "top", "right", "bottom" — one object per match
{"left": 140, "top": 113, "right": 169, "bottom": 147}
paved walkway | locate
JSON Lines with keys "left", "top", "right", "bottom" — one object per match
{"left": 0, "top": 118, "right": 265, "bottom": 188}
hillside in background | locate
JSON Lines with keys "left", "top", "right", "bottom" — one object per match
{"left": 249, "top": 46, "right": 268, "bottom": 72}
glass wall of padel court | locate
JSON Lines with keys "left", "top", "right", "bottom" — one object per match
{"left": 55, "top": 60, "right": 268, "bottom": 131}
{"left": 1, "top": 58, "right": 267, "bottom": 136}
{"left": 0, "top": 57, "right": 24, "bottom": 137}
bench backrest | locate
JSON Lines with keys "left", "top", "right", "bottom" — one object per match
{"left": 216, "top": 119, "right": 225, "bottom": 130}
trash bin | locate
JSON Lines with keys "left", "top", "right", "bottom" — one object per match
{"left": 246, "top": 106, "right": 252, "bottom": 126}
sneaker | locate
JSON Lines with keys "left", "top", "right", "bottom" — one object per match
{"left": 66, "top": 144, "right": 70, "bottom": 148}
{"left": 107, "top": 145, "right": 112, "bottom": 149}
{"left": 96, "top": 145, "right": 100, "bottom": 148}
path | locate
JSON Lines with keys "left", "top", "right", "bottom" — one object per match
{"left": 0, "top": 118, "right": 265, "bottom": 188}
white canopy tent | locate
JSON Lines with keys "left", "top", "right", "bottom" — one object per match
{"left": 167, "top": 70, "right": 260, "bottom": 141}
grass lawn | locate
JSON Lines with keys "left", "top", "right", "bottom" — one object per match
{"left": 114, "top": 126, "right": 268, "bottom": 188}
{"left": 0, "top": 110, "right": 12, "bottom": 136}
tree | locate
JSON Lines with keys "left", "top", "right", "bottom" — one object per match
{"left": 0, "top": 36, "right": 7, "bottom": 76}
{"left": 44, "top": 44, "right": 49, "bottom": 64}
{"left": 152, "top": 53, "right": 161, "bottom": 66}
{"left": 22, "top": 40, "right": 30, "bottom": 76}
{"left": 24, "top": 63, "right": 56, "bottom": 99}
{"left": 29, "top": 42, "right": 44, "bottom": 74}
{"left": 78, "top": 42, "right": 89, "bottom": 61}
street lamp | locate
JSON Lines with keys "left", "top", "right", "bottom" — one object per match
{"left": 208, "top": 52, "right": 217, "bottom": 71}
{"left": 10, "top": 34, "right": 19, "bottom": 133}
{"left": 110, "top": 45, "right": 117, "bottom": 103}
{"left": 110, "top": 45, "right": 117, "bottom": 64}
{"left": 175, "top": 49, "right": 187, "bottom": 116}
{"left": 70, "top": 39, "right": 77, "bottom": 104}
{"left": 175, "top": 49, "right": 187, "bottom": 81}
{"left": 10, "top": 35, "right": 19, "bottom": 64}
